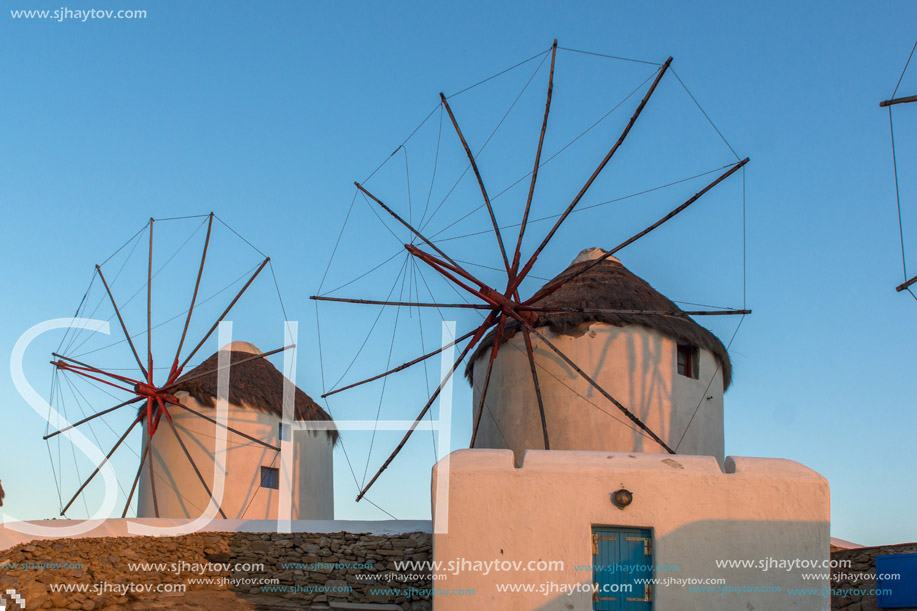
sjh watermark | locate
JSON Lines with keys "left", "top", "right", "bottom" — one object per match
{"left": 0, "top": 588, "right": 26, "bottom": 611}
{"left": 4, "top": 318, "right": 459, "bottom": 538}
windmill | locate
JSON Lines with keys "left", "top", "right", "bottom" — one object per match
{"left": 43, "top": 213, "right": 302, "bottom": 519}
{"left": 312, "top": 40, "right": 750, "bottom": 503}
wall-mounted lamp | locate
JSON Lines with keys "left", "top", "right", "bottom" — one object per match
{"left": 612, "top": 488, "right": 633, "bottom": 510}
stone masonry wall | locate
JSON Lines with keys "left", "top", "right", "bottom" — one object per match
{"left": 831, "top": 542, "right": 917, "bottom": 611}
{"left": 0, "top": 531, "right": 432, "bottom": 611}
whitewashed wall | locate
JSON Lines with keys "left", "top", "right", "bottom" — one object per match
{"left": 136, "top": 394, "right": 333, "bottom": 520}
{"left": 471, "top": 322, "right": 726, "bottom": 465}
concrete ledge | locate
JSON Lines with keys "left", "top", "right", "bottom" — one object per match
{"left": 725, "top": 455, "right": 828, "bottom": 481}
{"left": 520, "top": 449, "right": 723, "bottom": 473}
{"left": 438, "top": 449, "right": 828, "bottom": 482}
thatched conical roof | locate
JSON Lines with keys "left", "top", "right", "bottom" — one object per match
{"left": 170, "top": 342, "right": 337, "bottom": 441}
{"left": 467, "top": 248, "right": 732, "bottom": 388}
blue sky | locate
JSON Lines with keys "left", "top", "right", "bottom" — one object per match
{"left": 1, "top": 1, "right": 915, "bottom": 547}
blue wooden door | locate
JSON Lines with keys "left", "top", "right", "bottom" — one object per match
{"left": 592, "top": 526, "right": 653, "bottom": 611}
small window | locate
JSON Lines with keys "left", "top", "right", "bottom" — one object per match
{"left": 677, "top": 344, "right": 699, "bottom": 379}
{"left": 260, "top": 466, "right": 279, "bottom": 489}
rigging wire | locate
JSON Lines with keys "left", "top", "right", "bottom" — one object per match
{"left": 419, "top": 105, "right": 445, "bottom": 229}
{"left": 742, "top": 166, "right": 747, "bottom": 309}
{"left": 410, "top": 259, "right": 437, "bottom": 458}
{"left": 328, "top": 255, "right": 411, "bottom": 391}
{"left": 673, "top": 314, "right": 746, "bottom": 453}
{"left": 45, "top": 370, "right": 64, "bottom": 510}
{"left": 56, "top": 273, "right": 96, "bottom": 354}
{"left": 318, "top": 190, "right": 360, "bottom": 294}
{"left": 671, "top": 68, "right": 740, "bottom": 161}
{"left": 557, "top": 46, "right": 662, "bottom": 67}
{"left": 446, "top": 47, "right": 552, "bottom": 99}
{"left": 404, "top": 146, "right": 414, "bottom": 228}
{"left": 362, "top": 104, "right": 441, "bottom": 186}
{"left": 362, "top": 258, "right": 411, "bottom": 487}
{"left": 361, "top": 192, "right": 405, "bottom": 245}
{"left": 892, "top": 38, "right": 917, "bottom": 99}
{"left": 99, "top": 220, "right": 150, "bottom": 267}
{"left": 152, "top": 214, "right": 210, "bottom": 222}
{"left": 889, "top": 108, "right": 909, "bottom": 281}
{"left": 214, "top": 214, "right": 268, "bottom": 258}
{"left": 321, "top": 249, "right": 405, "bottom": 297}
{"left": 314, "top": 303, "right": 398, "bottom": 520}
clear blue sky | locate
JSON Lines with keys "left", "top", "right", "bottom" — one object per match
{"left": 1, "top": 1, "right": 915, "bottom": 547}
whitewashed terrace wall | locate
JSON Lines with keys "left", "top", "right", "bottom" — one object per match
{"left": 433, "top": 449, "right": 830, "bottom": 611}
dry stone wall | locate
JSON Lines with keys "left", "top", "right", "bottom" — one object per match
{"left": 0, "top": 531, "right": 432, "bottom": 610}
{"left": 831, "top": 542, "right": 917, "bottom": 611}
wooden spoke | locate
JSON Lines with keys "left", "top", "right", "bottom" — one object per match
{"left": 149, "top": 443, "right": 160, "bottom": 518}
{"left": 896, "top": 274, "right": 917, "bottom": 293}
{"left": 354, "top": 182, "right": 464, "bottom": 270}
{"left": 61, "top": 416, "right": 142, "bottom": 516}
{"left": 513, "top": 57, "right": 673, "bottom": 291}
{"left": 310, "top": 296, "right": 489, "bottom": 309}
{"left": 880, "top": 94, "right": 917, "bottom": 107}
{"left": 51, "top": 353, "right": 141, "bottom": 386}
{"left": 521, "top": 327, "right": 549, "bottom": 450}
{"left": 405, "top": 244, "right": 491, "bottom": 290}
{"left": 405, "top": 245, "right": 497, "bottom": 305}
{"left": 164, "top": 416, "right": 227, "bottom": 519}
{"left": 356, "top": 313, "right": 497, "bottom": 502}
{"left": 121, "top": 439, "right": 153, "bottom": 518}
{"left": 513, "top": 39, "right": 558, "bottom": 275}
{"left": 178, "top": 257, "right": 270, "bottom": 371}
{"left": 96, "top": 264, "right": 149, "bottom": 380}
{"left": 323, "top": 329, "right": 477, "bottom": 398}
{"left": 520, "top": 306, "right": 752, "bottom": 317}
{"left": 43, "top": 396, "right": 144, "bottom": 440}
{"left": 147, "top": 218, "right": 154, "bottom": 385}
{"left": 51, "top": 362, "right": 134, "bottom": 394}
{"left": 469, "top": 317, "right": 506, "bottom": 448}
{"left": 162, "top": 344, "right": 294, "bottom": 391}
{"left": 521, "top": 322, "right": 674, "bottom": 454}
{"left": 173, "top": 212, "right": 214, "bottom": 376}
{"left": 441, "top": 93, "right": 511, "bottom": 274}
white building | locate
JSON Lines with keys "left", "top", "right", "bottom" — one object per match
{"left": 435, "top": 248, "right": 830, "bottom": 610}
{"left": 137, "top": 341, "right": 335, "bottom": 520}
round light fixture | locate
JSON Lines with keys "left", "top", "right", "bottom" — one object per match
{"left": 612, "top": 488, "right": 633, "bottom": 509}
